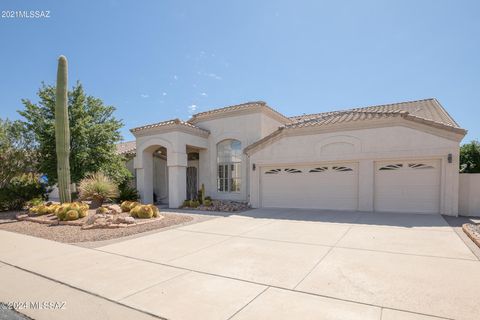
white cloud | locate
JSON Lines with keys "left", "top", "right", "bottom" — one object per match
{"left": 201, "top": 92, "right": 208, "bottom": 96}
{"left": 188, "top": 104, "right": 197, "bottom": 114}
{"left": 173, "top": 75, "right": 178, "bottom": 80}
{"left": 162, "top": 92, "right": 167, "bottom": 96}
{"left": 140, "top": 94, "right": 149, "bottom": 98}
{"left": 206, "top": 73, "right": 222, "bottom": 80}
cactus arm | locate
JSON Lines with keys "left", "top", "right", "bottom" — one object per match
{"left": 55, "top": 55, "right": 72, "bottom": 203}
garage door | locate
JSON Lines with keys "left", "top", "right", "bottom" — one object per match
{"left": 260, "top": 163, "right": 358, "bottom": 210}
{"left": 374, "top": 160, "right": 441, "bottom": 213}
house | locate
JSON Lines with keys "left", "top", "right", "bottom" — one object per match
{"left": 117, "top": 98, "right": 466, "bottom": 216}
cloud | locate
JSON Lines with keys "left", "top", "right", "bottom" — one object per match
{"left": 140, "top": 94, "right": 149, "bottom": 98}
{"left": 198, "top": 71, "right": 222, "bottom": 80}
{"left": 162, "top": 92, "right": 167, "bottom": 96}
{"left": 200, "top": 92, "right": 208, "bottom": 96}
{"left": 188, "top": 104, "right": 197, "bottom": 114}
{"left": 173, "top": 75, "right": 178, "bottom": 80}
{"left": 206, "top": 73, "right": 222, "bottom": 80}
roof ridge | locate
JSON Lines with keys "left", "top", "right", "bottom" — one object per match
{"left": 190, "top": 101, "right": 266, "bottom": 118}
{"left": 130, "top": 118, "right": 209, "bottom": 133}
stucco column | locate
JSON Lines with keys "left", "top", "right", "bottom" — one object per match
{"left": 442, "top": 152, "right": 460, "bottom": 216}
{"left": 135, "top": 151, "right": 154, "bottom": 204}
{"left": 167, "top": 151, "right": 188, "bottom": 208}
{"left": 358, "top": 159, "right": 374, "bottom": 212}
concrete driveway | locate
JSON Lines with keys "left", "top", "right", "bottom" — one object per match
{"left": 1, "top": 209, "right": 479, "bottom": 320}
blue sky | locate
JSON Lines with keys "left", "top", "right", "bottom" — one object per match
{"left": 0, "top": 0, "right": 479, "bottom": 142}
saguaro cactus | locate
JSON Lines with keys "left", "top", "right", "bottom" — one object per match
{"left": 55, "top": 55, "right": 72, "bottom": 203}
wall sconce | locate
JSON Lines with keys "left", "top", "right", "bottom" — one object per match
{"left": 448, "top": 153, "right": 452, "bottom": 164}
{"left": 252, "top": 163, "right": 256, "bottom": 171}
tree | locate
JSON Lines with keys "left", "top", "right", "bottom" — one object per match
{"left": 0, "top": 118, "right": 37, "bottom": 188}
{"left": 18, "top": 82, "right": 131, "bottom": 185}
{"left": 460, "top": 140, "right": 480, "bottom": 173}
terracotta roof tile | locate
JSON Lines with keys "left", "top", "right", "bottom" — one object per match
{"left": 289, "top": 98, "right": 460, "bottom": 129}
{"left": 130, "top": 118, "right": 209, "bottom": 134}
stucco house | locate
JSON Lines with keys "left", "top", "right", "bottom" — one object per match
{"left": 117, "top": 98, "right": 466, "bottom": 216}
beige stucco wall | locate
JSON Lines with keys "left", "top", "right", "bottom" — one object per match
{"left": 194, "top": 112, "right": 284, "bottom": 202}
{"left": 248, "top": 125, "right": 461, "bottom": 215}
{"left": 459, "top": 174, "right": 480, "bottom": 217}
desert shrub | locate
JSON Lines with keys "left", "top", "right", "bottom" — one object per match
{"left": 29, "top": 202, "right": 60, "bottom": 215}
{"left": 0, "top": 175, "right": 47, "bottom": 211}
{"left": 27, "top": 197, "right": 44, "bottom": 208}
{"left": 117, "top": 181, "right": 139, "bottom": 202}
{"left": 55, "top": 202, "right": 89, "bottom": 221}
{"left": 78, "top": 172, "right": 119, "bottom": 208}
{"left": 189, "top": 200, "right": 200, "bottom": 208}
{"left": 96, "top": 206, "right": 109, "bottom": 214}
{"left": 129, "top": 204, "right": 159, "bottom": 219}
{"left": 120, "top": 201, "right": 141, "bottom": 212}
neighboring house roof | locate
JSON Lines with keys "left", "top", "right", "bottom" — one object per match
{"left": 130, "top": 118, "right": 210, "bottom": 137}
{"left": 188, "top": 101, "right": 292, "bottom": 124}
{"left": 116, "top": 140, "right": 136, "bottom": 155}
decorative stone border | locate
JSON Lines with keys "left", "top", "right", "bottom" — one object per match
{"left": 463, "top": 223, "right": 480, "bottom": 248}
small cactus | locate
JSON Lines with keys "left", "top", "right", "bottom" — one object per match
{"left": 55, "top": 55, "right": 72, "bottom": 203}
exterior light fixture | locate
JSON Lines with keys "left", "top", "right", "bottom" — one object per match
{"left": 252, "top": 163, "right": 256, "bottom": 171}
{"left": 448, "top": 153, "right": 452, "bottom": 164}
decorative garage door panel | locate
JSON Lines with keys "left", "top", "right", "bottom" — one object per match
{"left": 374, "top": 160, "right": 441, "bottom": 214}
{"left": 260, "top": 163, "right": 358, "bottom": 210}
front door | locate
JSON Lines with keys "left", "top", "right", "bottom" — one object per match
{"left": 186, "top": 166, "right": 198, "bottom": 200}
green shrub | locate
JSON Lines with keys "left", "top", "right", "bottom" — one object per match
{"left": 117, "top": 181, "right": 139, "bottom": 202}
{"left": 27, "top": 197, "right": 44, "bottom": 208}
{"left": 78, "top": 172, "right": 119, "bottom": 208}
{"left": 203, "top": 199, "right": 212, "bottom": 206}
{"left": 0, "top": 175, "right": 47, "bottom": 211}
{"left": 190, "top": 200, "right": 200, "bottom": 208}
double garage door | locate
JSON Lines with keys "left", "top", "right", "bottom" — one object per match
{"left": 260, "top": 160, "right": 440, "bottom": 213}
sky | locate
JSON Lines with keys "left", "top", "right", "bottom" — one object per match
{"left": 0, "top": 0, "right": 479, "bottom": 142}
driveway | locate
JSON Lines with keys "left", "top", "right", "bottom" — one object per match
{"left": 1, "top": 209, "right": 479, "bottom": 320}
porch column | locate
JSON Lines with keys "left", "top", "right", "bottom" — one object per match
{"left": 134, "top": 151, "right": 154, "bottom": 204}
{"left": 168, "top": 151, "right": 187, "bottom": 208}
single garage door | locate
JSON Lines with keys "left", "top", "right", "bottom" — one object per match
{"left": 260, "top": 163, "right": 358, "bottom": 210}
{"left": 374, "top": 160, "right": 441, "bottom": 213}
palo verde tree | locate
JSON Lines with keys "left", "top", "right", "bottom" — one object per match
{"left": 18, "top": 81, "right": 131, "bottom": 187}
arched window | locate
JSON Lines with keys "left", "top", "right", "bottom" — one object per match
{"left": 217, "top": 139, "right": 241, "bottom": 192}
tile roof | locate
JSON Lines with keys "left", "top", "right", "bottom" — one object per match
{"left": 286, "top": 110, "right": 406, "bottom": 129}
{"left": 289, "top": 98, "right": 460, "bottom": 129}
{"left": 116, "top": 140, "right": 136, "bottom": 155}
{"left": 130, "top": 118, "right": 210, "bottom": 134}
{"left": 188, "top": 101, "right": 291, "bottom": 124}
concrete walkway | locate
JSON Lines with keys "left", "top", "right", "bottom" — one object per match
{"left": 1, "top": 209, "right": 479, "bottom": 320}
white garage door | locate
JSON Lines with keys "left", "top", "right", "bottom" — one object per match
{"left": 260, "top": 163, "right": 358, "bottom": 210}
{"left": 374, "top": 160, "right": 441, "bottom": 213}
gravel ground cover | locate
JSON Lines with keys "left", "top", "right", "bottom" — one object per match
{"left": 0, "top": 211, "right": 192, "bottom": 243}
{"left": 463, "top": 223, "right": 480, "bottom": 248}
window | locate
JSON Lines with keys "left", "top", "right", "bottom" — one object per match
{"left": 217, "top": 139, "right": 242, "bottom": 192}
